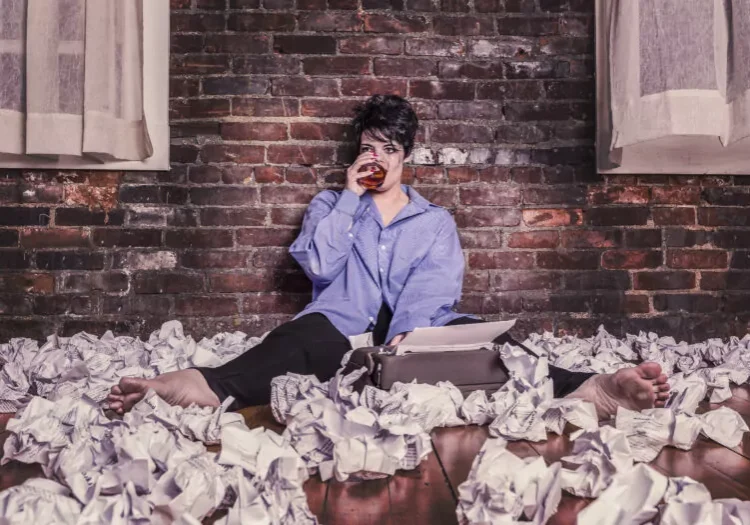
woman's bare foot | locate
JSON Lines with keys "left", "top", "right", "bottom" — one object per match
{"left": 566, "top": 362, "right": 670, "bottom": 420}
{"left": 106, "top": 369, "right": 221, "bottom": 415}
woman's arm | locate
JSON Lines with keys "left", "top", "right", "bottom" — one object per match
{"left": 289, "top": 189, "right": 361, "bottom": 286}
{"left": 386, "top": 214, "right": 465, "bottom": 344}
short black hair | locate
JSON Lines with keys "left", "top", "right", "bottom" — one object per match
{"left": 351, "top": 95, "right": 419, "bottom": 156}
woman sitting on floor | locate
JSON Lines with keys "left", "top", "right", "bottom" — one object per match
{"left": 108, "top": 94, "right": 669, "bottom": 419}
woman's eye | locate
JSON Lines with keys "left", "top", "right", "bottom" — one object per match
{"left": 385, "top": 148, "right": 396, "bottom": 154}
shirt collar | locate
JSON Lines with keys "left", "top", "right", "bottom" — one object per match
{"left": 361, "top": 185, "right": 435, "bottom": 211}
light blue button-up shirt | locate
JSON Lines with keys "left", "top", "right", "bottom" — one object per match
{"left": 290, "top": 185, "right": 466, "bottom": 344}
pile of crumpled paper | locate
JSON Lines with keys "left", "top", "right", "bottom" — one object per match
{"left": 1, "top": 322, "right": 750, "bottom": 524}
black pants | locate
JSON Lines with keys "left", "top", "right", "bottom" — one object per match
{"left": 197, "top": 308, "right": 595, "bottom": 410}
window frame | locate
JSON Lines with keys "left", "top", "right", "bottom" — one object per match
{"left": 596, "top": 0, "right": 750, "bottom": 175}
{"left": 0, "top": 0, "right": 170, "bottom": 171}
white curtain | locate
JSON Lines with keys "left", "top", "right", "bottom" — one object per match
{"left": 609, "top": 0, "right": 750, "bottom": 150}
{"left": 0, "top": 0, "right": 152, "bottom": 161}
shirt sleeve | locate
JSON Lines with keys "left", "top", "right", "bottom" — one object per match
{"left": 289, "top": 189, "right": 361, "bottom": 286}
{"left": 386, "top": 214, "right": 465, "bottom": 343}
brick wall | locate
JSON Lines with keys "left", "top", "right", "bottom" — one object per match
{"left": 0, "top": 0, "right": 748, "bottom": 343}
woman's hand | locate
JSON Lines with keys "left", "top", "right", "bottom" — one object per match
{"left": 346, "top": 151, "right": 381, "bottom": 196}
{"left": 388, "top": 332, "right": 409, "bottom": 346}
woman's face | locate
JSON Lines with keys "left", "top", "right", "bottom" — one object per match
{"left": 358, "top": 131, "right": 410, "bottom": 193}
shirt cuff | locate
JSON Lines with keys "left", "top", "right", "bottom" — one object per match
{"left": 386, "top": 314, "right": 430, "bottom": 346}
{"left": 334, "top": 189, "right": 361, "bottom": 216}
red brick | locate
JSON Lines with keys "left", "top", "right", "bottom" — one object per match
{"left": 93, "top": 230, "right": 162, "bottom": 248}
{"left": 171, "top": 13, "right": 225, "bottom": 32}
{"left": 209, "top": 272, "right": 275, "bottom": 293}
{"left": 189, "top": 187, "right": 258, "bottom": 206}
{"left": 204, "top": 34, "right": 269, "bottom": 54}
{"left": 119, "top": 186, "right": 188, "bottom": 205}
{"left": 55, "top": 208, "right": 124, "bottom": 226}
{"left": 303, "top": 57, "right": 371, "bottom": 76}
{"left": 232, "top": 97, "right": 299, "bottom": 117}
{"left": 468, "top": 251, "right": 535, "bottom": 269}
{"left": 458, "top": 230, "right": 503, "bottom": 249}
{"left": 433, "top": 16, "right": 495, "bottom": 35}
{"left": 261, "top": 186, "right": 319, "bottom": 204}
{"left": 341, "top": 78, "right": 408, "bottom": 97}
{"left": 242, "top": 293, "right": 310, "bottom": 314}
{"left": 374, "top": 58, "right": 437, "bottom": 77}
{"left": 301, "top": 99, "right": 359, "bottom": 118}
{"left": 667, "top": 250, "right": 727, "bottom": 270}
{"left": 588, "top": 186, "right": 650, "bottom": 205}
{"left": 459, "top": 186, "right": 521, "bottom": 206}
{"left": 271, "top": 77, "right": 339, "bottom": 97}
{"left": 237, "top": 228, "right": 297, "bottom": 247}
{"left": 233, "top": 56, "right": 301, "bottom": 75}
{"left": 439, "top": 60, "right": 504, "bottom": 79}
{"left": 267, "top": 145, "right": 334, "bottom": 165}
{"left": 654, "top": 294, "right": 720, "bottom": 314}
{"left": 653, "top": 207, "right": 696, "bottom": 226}
{"left": 523, "top": 187, "right": 586, "bottom": 205}
{"left": 406, "top": 38, "right": 467, "bottom": 57}
{"left": 134, "top": 272, "right": 204, "bottom": 294}
{"left": 20, "top": 228, "right": 89, "bottom": 248}
{"left": 698, "top": 207, "right": 750, "bottom": 227}
{"left": 409, "top": 80, "right": 475, "bottom": 100}
{"left": 228, "top": 13, "right": 296, "bottom": 31}
{"left": 447, "top": 167, "right": 479, "bottom": 183}
{"left": 170, "top": 78, "right": 199, "bottom": 98}
{"left": 540, "top": 36, "right": 592, "bottom": 55}
{"left": 495, "top": 124, "right": 549, "bottom": 143}
{"left": 476, "top": 81, "right": 544, "bottom": 100}
{"left": 252, "top": 248, "right": 297, "bottom": 269}
{"left": 181, "top": 251, "right": 248, "bottom": 269}
{"left": 492, "top": 271, "right": 562, "bottom": 291}
{"left": 0, "top": 207, "right": 50, "bottom": 226}
{"left": 508, "top": 231, "right": 559, "bottom": 249}
{"left": 537, "top": 251, "right": 599, "bottom": 270}
{"left": 290, "top": 123, "right": 353, "bottom": 142}
{"left": 255, "top": 166, "right": 285, "bottom": 184}
{"left": 564, "top": 271, "right": 630, "bottom": 290}
{"left": 505, "top": 60, "right": 570, "bottom": 79}
{"left": 221, "top": 122, "right": 288, "bottom": 141}
{"left": 37, "top": 252, "right": 105, "bottom": 270}
{"left": 437, "top": 101, "right": 504, "bottom": 119}
{"left": 523, "top": 208, "right": 582, "bottom": 227}
{"left": 176, "top": 296, "right": 238, "bottom": 316}
{"left": 59, "top": 272, "right": 128, "bottom": 293}
{"left": 271, "top": 208, "right": 306, "bottom": 225}
{"left": 340, "top": 37, "right": 404, "bottom": 55}
{"left": 455, "top": 208, "right": 521, "bottom": 227}
{"left": 414, "top": 187, "right": 457, "bottom": 207}
{"left": 170, "top": 55, "right": 229, "bottom": 75}
{"left": 298, "top": 0, "right": 326, "bottom": 7}
{"left": 625, "top": 229, "right": 662, "bottom": 248}
{"left": 651, "top": 186, "right": 702, "bottom": 205}
{"left": 0, "top": 273, "right": 54, "bottom": 293}
{"left": 585, "top": 207, "right": 649, "bottom": 226}
{"left": 544, "top": 80, "right": 593, "bottom": 99}
{"left": 200, "top": 208, "right": 267, "bottom": 226}
{"left": 497, "top": 16, "right": 559, "bottom": 35}
{"left": 298, "top": 12, "right": 361, "bottom": 32}
{"left": 412, "top": 167, "right": 445, "bottom": 183}
{"left": 591, "top": 293, "right": 650, "bottom": 314}
{"left": 165, "top": 230, "right": 234, "bottom": 249}
{"left": 602, "top": 250, "right": 661, "bottom": 270}
{"left": 273, "top": 36, "right": 336, "bottom": 55}
{"left": 634, "top": 271, "right": 695, "bottom": 291}
{"left": 170, "top": 145, "right": 200, "bottom": 163}
{"left": 0, "top": 230, "right": 19, "bottom": 247}
{"left": 200, "top": 145, "right": 265, "bottom": 164}
{"left": 364, "top": 13, "right": 428, "bottom": 32}
{"left": 479, "top": 167, "right": 514, "bottom": 183}
{"left": 221, "top": 166, "right": 256, "bottom": 184}
{"left": 202, "top": 77, "right": 269, "bottom": 96}
{"left": 463, "top": 271, "right": 490, "bottom": 292}
{"left": 285, "top": 167, "right": 318, "bottom": 184}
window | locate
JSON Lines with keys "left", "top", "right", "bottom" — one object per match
{"left": 0, "top": 0, "right": 169, "bottom": 171}
{"left": 596, "top": 0, "right": 750, "bottom": 174}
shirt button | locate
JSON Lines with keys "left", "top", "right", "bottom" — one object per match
{"left": 348, "top": 233, "right": 354, "bottom": 238}
{"left": 379, "top": 267, "right": 384, "bottom": 272}
{"left": 368, "top": 316, "right": 374, "bottom": 322}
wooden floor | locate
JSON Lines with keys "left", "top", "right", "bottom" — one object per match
{"left": 2, "top": 389, "right": 750, "bottom": 524}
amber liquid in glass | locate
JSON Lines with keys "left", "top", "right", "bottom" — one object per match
{"left": 358, "top": 163, "right": 387, "bottom": 190}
